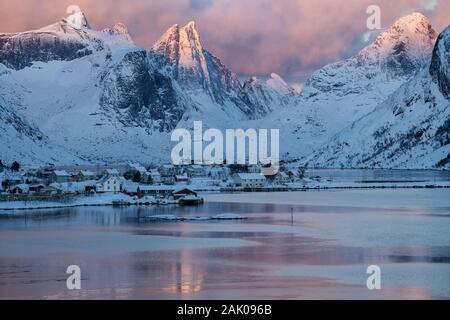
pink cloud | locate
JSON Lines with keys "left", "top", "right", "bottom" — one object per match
{"left": 0, "top": 0, "right": 448, "bottom": 80}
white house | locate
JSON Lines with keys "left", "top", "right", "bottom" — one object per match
{"left": 50, "top": 170, "right": 72, "bottom": 183}
{"left": 233, "top": 173, "right": 267, "bottom": 188}
{"left": 96, "top": 175, "right": 122, "bottom": 193}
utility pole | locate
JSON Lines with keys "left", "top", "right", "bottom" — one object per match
{"left": 291, "top": 207, "right": 294, "bottom": 225}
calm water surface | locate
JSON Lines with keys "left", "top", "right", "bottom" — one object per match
{"left": 0, "top": 188, "right": 449, "bottom": 300}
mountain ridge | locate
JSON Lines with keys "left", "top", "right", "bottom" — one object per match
{"left": 0, "top": 10, "right": 448, "bottom": 168}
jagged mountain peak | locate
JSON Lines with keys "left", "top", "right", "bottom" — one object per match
{"left": 102, "top": 22, "right": 134, "bottom": 43}
{"left": 184, "top": 20, "right": 197, "bottom": 30}
{"left": 153, "top": 20, "right": 205, "bottom": 68}
{"left": 65, "top": 11, "right": 91, "bottom": 30}
{"left": 266, "top": 73, "right": 296, "bottom": 95}
{"left": 356, "top": 12, "right": 437, "bottom": 69}
{"left": 245, "top": 73, "right": 295, "bottom": 95}
{"left": 393, "top": 12, "right": 431, "bottom": 28}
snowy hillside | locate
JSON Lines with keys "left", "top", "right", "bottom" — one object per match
{"left": 0, "top": 92, "right": 82, "bottom": 165}
{"left": 0, "top": 10, "right": 448, "bottom": 169}
{"left": 307, "top": 25, "right": 450, "bottom": 169}
{"left": 0, "top": 12, "right": 298, "bottom": 165}
{"left": 0, "top": 12, "right": 184, "bottom": 164}
{"left": 260, "top": 12, "right": 440, "bottom": 162}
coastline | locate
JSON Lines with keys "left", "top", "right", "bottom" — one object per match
{"left": 1, "top": 181, "right": 449, "bottom": 213}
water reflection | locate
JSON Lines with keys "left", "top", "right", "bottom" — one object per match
{"left": 0, "top": 189, "right": 449, "bottom": 299}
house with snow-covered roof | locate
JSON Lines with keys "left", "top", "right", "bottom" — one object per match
{"left": 96, "top": 175, "right": 122, "bottom": 193}
{"left": 50, "top": 170, "right": 72, "bottom": 183}
{"left": 147, "top": 170, "right": 162, "bottom": 184}
{"left": 233, "top": 173, "right": 267, "bottom": 188}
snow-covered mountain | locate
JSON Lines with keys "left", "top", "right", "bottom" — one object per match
{"left": 0, "top": 12, "right": 98, "bottom": 70}
{"left": 307, "top": 25, "right": 450, "bottom": 169}
{"left": 0, "top": 11, "right": 191, "bottom": 164}
{"left": 240, "top": 73, "right": 299, "bottom": 116}
{"left": 151, "top": 21, "right": 297, "bottom": 120}
{"left": 0, "top": 89, "right": 82, "bottom": 165}
{"left": 261, "top": 12, "right": 440, "bottom": 161}
{"left": 0, "top": 10, "right": 447, "bottom": 169}
{"left": 0, "top": 11, "right": 297, "bottom": 165}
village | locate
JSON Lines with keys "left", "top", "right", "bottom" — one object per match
{"left": 0, "top": 161, "right": 304, "bottom": 210}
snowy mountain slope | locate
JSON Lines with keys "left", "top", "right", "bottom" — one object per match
{"left": 0, "top": 12, "right": 189, "bottom": 164}
{"left": 0, "top": 12, "right": 101, "bottom": 70}
{"left": 239, "top": 73, "right": 299, "bottom": 116}
{"left": 306, "top": 25, "right": 450, "bottom": 169}
{"left": 102, "top": 23, "right": 134, "bottom": 45}
{"left": 0, "top": 93, "right": 83, "bottom": 165}
{"left": 259, "top": 12, "right": 439, "bottom": 161}
{"left": 0, "top": 10, "right": 446, "bottom": 168}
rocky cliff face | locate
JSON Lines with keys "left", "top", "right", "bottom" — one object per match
{"left": 151, "top": 21, "right": 297, "bottom": 119}
{"left": 430, "top": 25, "right": 450, "bottom": 99}
{"left": 240, "top": 73, "right": 298, "bottom": 117}
{"left": 0, "top": 10, "right": 447, "bottom": 168}
{"left": 100, "top": 50, "right": 191, "bottom": 132}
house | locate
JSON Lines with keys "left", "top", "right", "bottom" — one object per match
{"left": 137, "top": 185, "right": 175, "bottom": 198}
{"left": 37, "top": 168, "right": 54, "bottom": 181}
{"left": 233, "top": 173, "right": 267, "bottom": 188}
{"left": 50, "top": 170, "right": 72, "bottom": 183}
{"left": 1, "top": 174, "right": 23, "bottom": 188}
{"left": 122, "top": 182, "right": 139, "bottom": 196}
{"left": 96, "top": 175, "right": 122, "bottom": 193}
{"left": 29, "top": 184, "right": 45, "bottom": 193}
{"left": 74, "top": 170, "right": 97, "bottom": 182}
{"left": 24, "top": 166, "right": 40, "bottom": 177}
{"left": 10, "top": 184, "right": 29, "bottom": 194}
{"left": 147, "top": 170, "right": 162, "bottom": 184}
{"left": 173, "top": 187, "right": 198, "bottom": 200}
{"left": 175, "top": 174, "right": 189, "bottom": 183}
{"left": 39, "top": 186, "right": 60, "bottom": 195}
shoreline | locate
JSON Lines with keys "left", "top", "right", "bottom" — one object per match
{"left": 1, "top": 182, "right": 449, "bottom": 213}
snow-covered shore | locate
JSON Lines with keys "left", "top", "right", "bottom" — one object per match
{"left": 1, "top": 180, "right": 449, "bottom": 213}
{"left": 0, "top": 193, "right": 135, "bottom": 212}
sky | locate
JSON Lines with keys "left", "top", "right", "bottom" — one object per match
{"left": 0, "top": 0, "right": 449, "bottom": 84}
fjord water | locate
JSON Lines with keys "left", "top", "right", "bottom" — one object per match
{"left": 0, "top": 188, "right": 449, "bottom": 299}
